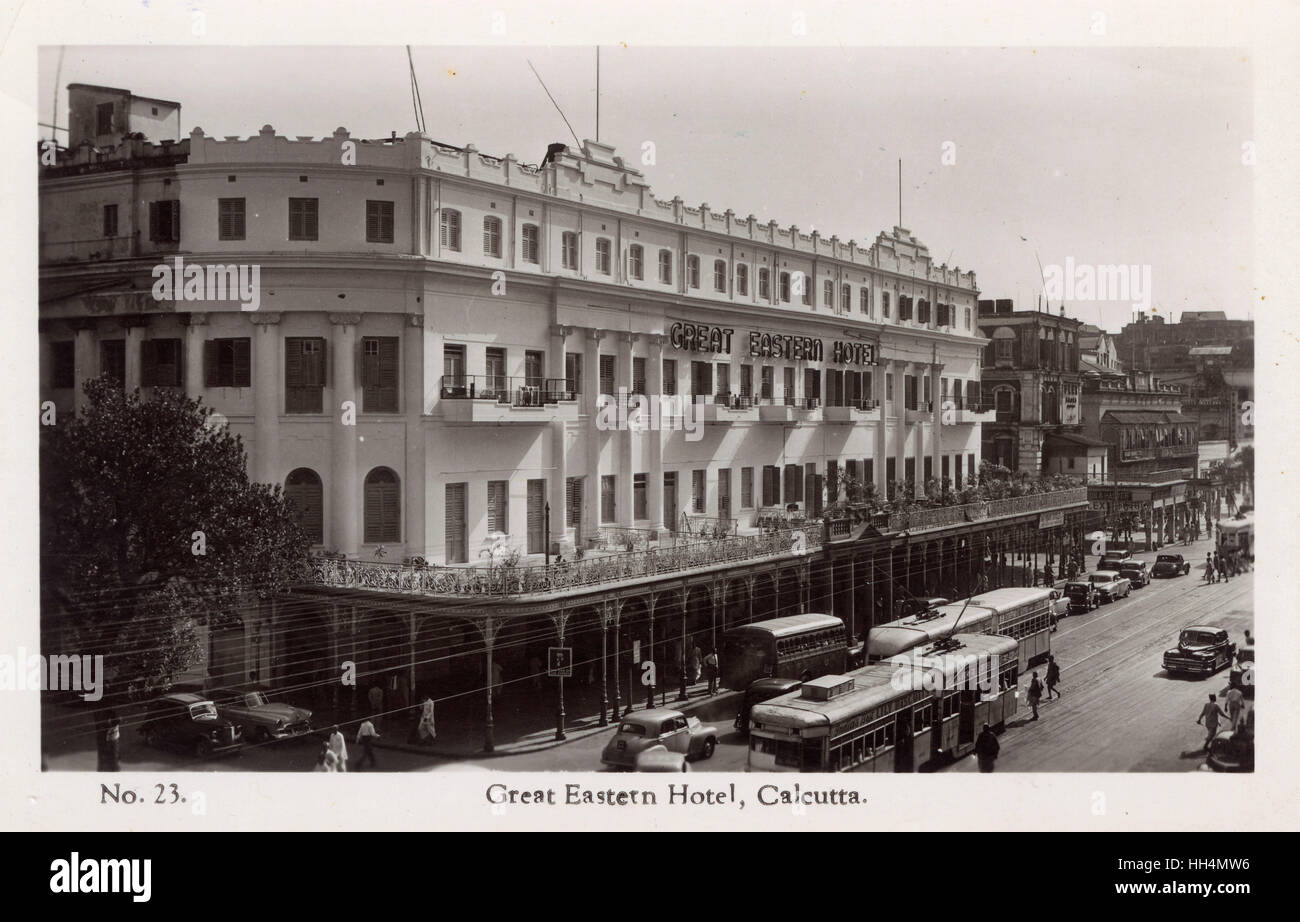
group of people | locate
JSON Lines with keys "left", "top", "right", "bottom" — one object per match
{"left": 976, "top": 654, "right": 1063, "bottom": 772}
{"left": 313, "top": 694, "right": 439, "bottom": 771}
{"left": 1205, "top": 549, "right": 1247, "bottom": 583}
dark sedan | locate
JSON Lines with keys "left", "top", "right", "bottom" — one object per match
{"left": 1151, "top": 553, "right": 1191, "bottom": 578}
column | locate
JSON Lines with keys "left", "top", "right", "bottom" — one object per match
{"left": 123, "top": 318, "right": 148, "bottom": 393}
{"left": 250, "top": 312, "right": 281, "bottom": 486}
{"left": 181, "top": 313, "right": 208, "bottom": 399}
{"left": 646, "top": 335, "right": 666, "bottom": 532}
{"left": 72, "top": 319, "right": 98, "bottom": 416}
{"left": 549, "top": 324, "right": 571, "bottom": 552}
{"left": 404, "top": 313, "right": 427, "bottom": 558}
{"left": 873, "top": 357, "right": 887, "bottom": 496}
{"left": 583, "top": 329, "right": 604, "bottom": 542}
{"left": 330, "top": 313, "right": 362, "bottom": 557}
{"left": 617, "top": 333, "right": 636, "bottom": 527}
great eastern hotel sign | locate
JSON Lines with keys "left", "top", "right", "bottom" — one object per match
{"left": 668, "top": 321, "right": 877, "bottom": 366}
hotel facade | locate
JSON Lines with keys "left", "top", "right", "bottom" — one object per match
{"left": 41, "top": 87, "right": 1097, "bottom": 744}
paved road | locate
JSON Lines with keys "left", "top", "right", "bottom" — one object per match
{"left": 945, "top": 550, "right": 1253, "bottom": 772}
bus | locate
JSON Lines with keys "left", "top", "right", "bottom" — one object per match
{"left": 746, "top": 667, "right": 933, "bottom": 773}
{"left": 866, "top": 586, "right": 1053, "bottom": 673}
{"left": 720, "top": 614, "right": 850, "bottom": 691}
{"left": 747, "top": 633, "right": 1019, "bottom": 772}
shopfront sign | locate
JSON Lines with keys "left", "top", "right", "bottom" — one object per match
{"left": 668, "top": 321, "right": 876, "bottom": 366}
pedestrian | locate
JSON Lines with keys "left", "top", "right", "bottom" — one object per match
{"left": 704, "top": 649, "right": 719, "bottom": 695}
{"left": 1217, "top": 552, "right": 1230, "bottom": 583}
{"left": 1205, "top": 553, "right": 1216, "bottom": 584}
{"left": 417, "top": 696, "right": 436, "bottom": 745}
{"left": 1043, "top": 563, "right": 1054, "bottom": 587}
{"left": 97, "top": 713, "right": 121, "bottom": 772}
{"left": 1244, "top": 629, "right": 1253, "bottom": 647}
{"left": 689, "top": 644, "right": 702, "bottom": 685}
{"left": 974, "top": 723, "right": 1000, "bottom": 772}
{"left": 1196, "top": 694, "right": 1228, "bottom": 751}
{"left": 1224, "top": 685, "right": 1245, "bottom": 732}
{"left": 355, "top": 718, "right": 379, "bottom": 770}
{"left": 328, "top": 724, "right": 348, "bottom": 772}
{"left": 1045, "top": 655, "right": 1062, "bottom": 699}
{"left": 314, "top": 741, "right": 336, "bottom": 772}
{"left": 1027, "top": 671, "right": 1043, "bottom": 721}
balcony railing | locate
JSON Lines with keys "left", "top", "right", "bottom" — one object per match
{"left": 305, "top": 527, "right": 824, "bottom": 598}
{"left": 439, "top": 375, "right": 575, "bottom": 406}
{"left": 882, "top": 486, "right": 1090, "bottom": 533}
{"left": 1088, "top": 468, "right": 1194, "bottom": 485}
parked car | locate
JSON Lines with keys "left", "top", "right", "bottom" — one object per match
{"left": 209, "top": 686, "right": 313, "bottom": 742}
{"left": 1230, "top": 642, "right": 1255, "bottom": 699}
{"left": 1151, "top": 553, "right": 1192, "bottom": 578}
{"left": 634, "top": 745, "right": 690, "bottom": 772}
{"left": 1204, "top": 714, "right": 1254, "bottom": 773}
{"left": 1088, "top": 570, "right": 1131, "bottom": 602}
{"left": 1163, "top": 625, "right": 1235, "bottom": 677}
{"left": 1098, "top": 555, "right": 1128, "bottom": 573}
{"left": 601, "top": 708, "right": 719, "bottom": 770}
{"left": 139, "top": 693, "right": 243, "bottom": 758}
{"left": 1048, "top": 590, "right": 1070, "bottom": 627}
{"left": 1117, "top": 558, "right": 1150, "bottom": 588}
{"left": 1062, "top": 580, "right": 1099, "bottom": 615}
{"left": 734, "top": 677, "right": 803, "bottom": 736}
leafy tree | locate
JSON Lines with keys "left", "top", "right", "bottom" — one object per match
{"left": 41, "top": 379, "right": 310, "bottom": 699}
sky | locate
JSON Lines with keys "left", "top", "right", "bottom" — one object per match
{"left": 38, "top": 44, "right": 1254, "bottom": 333}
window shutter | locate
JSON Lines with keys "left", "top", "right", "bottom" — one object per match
{"left": 311, "top": 338, "right": 326, "bottom": 387}
{"left": 285, "top": 338, "right": 304, "bottom": 386}
{"left": 379, "top": 338, "right": 399, "bottom": 388}
{"left": 487, "top": 482, "right": 501, "bottom": 531}
{"left": 203, "top": 340, "right": 218, "bottom": 387}
{"left": 305, "top": 201, "right": 318, "bottom": 240}
{"left": 169, "top": 200, "right": 180, "bottom": 242}
{"left": 366, "top": 203, "right": 380, "bottom": 242}
{"left": 233, "top": 339, "right": 251, "bottom": 387}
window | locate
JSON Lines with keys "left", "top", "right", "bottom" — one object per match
{"left": 521, "top": 224, "right": 539, "bottom": 263}
{"left": 289, "top": 197, "right": 319, "bottom": 241}
{"left": 758, "top": 268, "right": 770, "bottom": 300}
{"left": 692, "top": 469, "right": 706, "bottom": 513}
{"left": 634, "top": 473, "right": 648, "bottom": 520}
{"left": 741, "top": 467, "right": 754, "bottom": 508}
{"left": 823, "top": 279, "right": 833, "bottom": 307}
{"left": 601, "top": 475, "right": 616, "bottom": 523}
{"left": 760, "top": 366, "right": 774, "bottom": 400}
{"left": 800, "top": 272, "right": 811, "bottom": 306}
{"left": 149, "top": 200, "right": 180, "bottom": 243}
{"left": 217, "top": 198, "right": 246, "bottom": 240}
{"left": 715, "top": 363, "right": 730, "bottom": 397}
{"left": 918, "top": 299, "right": 931, "bottom": 324}
{"left": 780, "top": 272, "right": 791, "bottom": 303}
{"left": 783, "top": 464, "right": 802, "bottom": 504}
{"left": 285, "top": 337, "right": 326, "bottom": 412}
{"left": 363, "top": 468, "right": 400, "bottom": 543}
{"left": 899, "top": 295, "right": 913, "bottom": 321}
{"left": 98, "top": 339, "right": 126, "bottom": 387}
{"left": 882, "top": 291, "right": 891, "bottom": 318}
{"left": 566, "top": 353, "right": 582, "bottom": 394}
{"left": 658, "top": 248, "right": 673, "bottom": 284}
{"left": 102, "top": 204, "right": 118, "bottom": 238}
{"left": 860, "top": 287, "right": 870, "bottom": 315}
{"left": 140, "top": 338, "right": 182, "bottom": 388}
{"left": 527, "top": 479, "right": 547, "bottom": 554}
{"left": 440, "top": 209, "right": 462, "bottom": 251}
{"left": 596, "top": 238, "right": 612, "bottom": 275}
{"left": 783, "top": 367, "right": 795, "bottom": 405}
{"left": 886, "top": 372, "right": 894, "bottom": 403}
{"left": 366, "top": 200, "right": 395, "bottom": 243}
{"left": 361, "top": 336, "right": 399, "bottom": 412}
{"left": 285, "top": 469, "right": 324, "bottom": 545}
{"left": 663, "top": 472, "right": 677, "bottom": 530}
{"left": 203, "top": 338, "right": 250, "bottom": 388}
{"left": 49, "top": 341, "right": 75, "bottom": 389}
{"left": 600, "top": 354, "right": 616, "bottom": 397}
{"left": 562, "top": 231, "right": 577, "bottom": 269}
{"left": 486, "top": 347, "right": 507, "bottom": 396}
{"left": 905, "top": 374, "right": 917, "bottom": 410}
{"left": 735, "top": 264, "right": 748, "bottom": 296}
{"left": 632, "top": 357, "right": 646, "bottom": 395}
{"left": 488, "top": 480, "right": 509, "bottom": 533}
{"left": 96, "top": 102, "right": 113, "bottom": 135}
{"left": 718, "top": 468, "right": 731, "bottom": 520}
{"left": 713, "top": 259, "right": 726, "bottom": 292}
{"left": 483, "top": 216, "right": 502, "bottom": 257}
{"left": 687, "top": 255, "right": 700, "bottom": 289}
{"left": 995, "top": 336, "right": 1014, "bottom": 362}
{"left": 968, "top": 454, "right": 976, "bottom": 480}
{"left": 762, "top": 465, "right": 780, "bottom": 506}
{"left": 446, "top": 482, "right": 468, "bottom": 563}
{"left": 690, "top": 361, "right": 712, "bottom": 399}
{"left": 842, "top": 283, "right": 851, "bottom": 313}
{"left": 740, "top": 364, "right": 753, "bottom": 398}
{"left": 443, "top": 344, "right": 466, "bottom": 390}
{"left": 662, "top": 359, "right": 677, "bottom": 395}
{"left": 629, "top": 244, "right": 644, "bottom": 280}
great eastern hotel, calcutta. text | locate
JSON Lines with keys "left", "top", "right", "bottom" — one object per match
{"left": 485, "top": 784, "right": 867, "bottom": 807}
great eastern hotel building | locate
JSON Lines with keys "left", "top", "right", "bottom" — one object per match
{"left": 41, "top": 85, "right": 1094, "bottom": 745}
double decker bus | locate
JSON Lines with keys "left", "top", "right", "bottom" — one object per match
{"left": 866, "top": 587, "right": 1053, "bottom": 673}
{"left": 720, "top": 614, "right": 850, "bottom": 691}
{"left": 747, "top": 633, "right": 1019, "bottom": 772}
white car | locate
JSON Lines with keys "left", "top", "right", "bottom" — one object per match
{"left": 1088, "top": 570, "right": 1132, "bottom": 602}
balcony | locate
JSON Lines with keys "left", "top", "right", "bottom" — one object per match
{"left": 304, "top": 526, "right": 824, "bottom": 599}
{"left": 824, "top": 398, "right": 881, "bottom": 422}
{"left": 905, "top": 401, "right": 933, "bottom": 424}
{"left": 699, "top": 393, "right": 759, "bottom": 423}
{"left": 940, "top": 398, "right": 996, "bottom": 425}
{"left": 884, "top": 486, "right": 1091, "bottom": 534}
{"left": 439, "top": 375, "right": 578, "bottom": 423}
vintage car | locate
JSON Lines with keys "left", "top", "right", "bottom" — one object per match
{"left": 1098, "top": 555, "right": 1128, "bottom": 574}
{"left": 1062, "top": 579, "right": 1100, "bottom": 614}
{"left": 1204, "top": 713, "right": 1254, "bottom": 773}
{"left": 139, "top": 693, "right": 243, "bottom": 758}
{"left": 1117, "top": 558, "right": 1150, "bottom": 588}
{"left": 1163, "top": 625, "right": 1235, "bottom": 677}
{"left": 1088, "top": 570, "right": 1131, "bottom": 602}
{"left": 1048, "top": 590, "right": 1070, "bottom": 626}
{"left": 734, "top": 676, "right": 803, "bottom": 736}
{"left": 1151, "top": 553, "right": 1192, "bottom": 578}
{"left": 1230, "top": 642, "right": 1255, "bottom": 699}
{"left": 601, "top": 708, "right": 719, "bottom": 770}
{"left": 633, "top": 745, "right": 691, "bottom": 772}
{"left": 209, "top": 686, "right": 313, "bottom": 742}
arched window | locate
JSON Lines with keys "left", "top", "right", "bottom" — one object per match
{"left": 285, "top": 468, "right": 324, "bottom": 545}
{"left": 364, "top": 467, "right": 401, "bottom": 543}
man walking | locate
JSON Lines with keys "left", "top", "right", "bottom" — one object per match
{"left": 328, "top": 724, "right": 349, "bottom": 772}
{"left": 704, "top": 649, "right": 719, "bottom": 696}
{"left": 1027, "top": 671, "right": 1043, "bottom": 721}
{"left": 1045, "top": 655, "right": 1062, "bottom": 699}
{"left": 974, "top": 723, "right": 1000, "bottom": 773}
{"left": 355, "top": 718, "right": 379, "bottom": 771}
{"left": 1224, "top": 685, "right": 1246, "bottom": 732}
{"left": 1196, "top": 694, "right": 1228, "bottom": 751}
